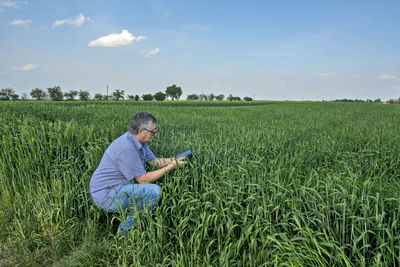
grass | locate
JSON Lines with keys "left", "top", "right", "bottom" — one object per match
{"left": 0, "top": 100, "right": 399, "bottom": 266}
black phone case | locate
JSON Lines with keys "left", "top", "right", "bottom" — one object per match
{"left": 175, "top": 147, "right": 193, "bottom": 159}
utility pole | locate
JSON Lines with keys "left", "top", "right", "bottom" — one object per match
{"left": 106, "top": 84, "right": 109, "bottom": 99}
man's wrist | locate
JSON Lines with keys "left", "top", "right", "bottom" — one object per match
{"left": 165, "top": 163, "right": 174, "bottom": 172}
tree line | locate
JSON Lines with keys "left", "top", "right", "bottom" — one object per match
{"left": 0, "top": 84, "right": 254, "bottom": 102}
{"left": 4, "top": 86, "right": 396, "bottom": 103}
{"left": 186, "top": 93, "right": 253, "bottom": 101}
{"left": 333, "top": 98, "right": 400, "bottom": 104}
{"left": 0, "top": 84, "right": 183, "bottom": 101}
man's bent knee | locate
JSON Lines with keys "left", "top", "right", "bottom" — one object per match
{"left": 145, "top": 183, "right": 160, "bottom": 202}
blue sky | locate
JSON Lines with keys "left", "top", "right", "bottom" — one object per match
{"left": 1, "top": 0, "right": 399, "bottom": 100}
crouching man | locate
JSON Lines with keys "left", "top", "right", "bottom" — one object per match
{"left": 89, "top": 111, "right": 187, "bottom": 236}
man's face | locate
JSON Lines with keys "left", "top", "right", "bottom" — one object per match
{"left": 140, "top": 123, "right": 157, "bottom": 143}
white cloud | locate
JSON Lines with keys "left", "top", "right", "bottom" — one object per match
{"left": 0, "top": 0, "right": 19, "bottom": 8}
{"left": 14, "top": 63, "right": 38, "bottom": 71}
{"left": 10, "top": 19, "right": 32, "bottom": 25}
{"left": 88, "top": 29, "right": 146, "bottom": 48}
{"left": 52, "top": 13, "right": 89, "bottom": 29}
{"left": 379, "top": 74, "right": 399, "bottom": 80}
{"left": 0, "top": 0, "right": 25, "bottom": 12}
{"left": 317, "top": 73, "right": 330, "bottom": 77}
{"left": 141, "top": 48, "right": 160, "bottom": 57}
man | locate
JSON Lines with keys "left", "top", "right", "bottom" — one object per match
{"left": 89, "top": 111, "right": 187, "bottom": 235}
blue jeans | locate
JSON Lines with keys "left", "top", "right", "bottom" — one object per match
{"left": 103, "top": 183, "right": 160, "bottom": 235}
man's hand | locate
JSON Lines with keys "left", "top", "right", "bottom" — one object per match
{"left": 162, "top": 157, "right": 187, "bottom": 174}
{"left": 171, "top": 157, "right": 188, "bottom": 168}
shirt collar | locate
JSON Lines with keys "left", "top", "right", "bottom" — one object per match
{"left": 126, "top": 131, "right": 143, "bottom": 151}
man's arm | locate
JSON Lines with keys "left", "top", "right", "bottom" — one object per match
{"left": 149, "top": 157, "right": 175, "bottom": 168}
{"left": 135, "top": 157, "right": 186, "bottom": 184}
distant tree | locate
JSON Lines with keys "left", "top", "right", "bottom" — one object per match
{"left": 64, "top": 90, "right": 78, "bottom": 100}
{"left": 47, "top": 86, "right": 63, "bottom": 101}
{"left": 187, "top": 94, "right": 199, "bottom": 101}
{"left": 165, "top": 84, "right": 182, "bottom": 100}
{"left": 199, "top": 93, "right": 207, "bottom": 101}
{"left": 103, "top": 95, "right": 110, "bottom": 100}
{"left": 387, "top": 99, "right": 399, "bottom": 104}
{"left": 208, "top": 93, "right": 215, "bottom": 101}
{"left": 227, "top": 94, "right": 241, "bottom": 101}
{"left": 21, "top": 93, "right": 28, "bottom": 100}
{"left": 79, "top": 90, "right": 90, "bottom": 100}
{"left": 374, "top": 98, "right": 382, "bottom": 103}
{"left": 154, "top": 91, "right": 166, "bottom": 101}
{"left": 94, "top": 93, "right": 103, "bottom": 100}
{"left": 134, "top": 95, "right": 140, "bottom": 101}
{"left": 243, "top": 97, "right": 253, "bottom": 101}
{"left": 112, "top": 89, "right": 124, "bottom": 101}
{"left": 142, "top": 94, "right": 154, "bottom": 101}
{"left": 127, "top": 95, "right": 134, "bottom": 100}
{"left": 30, "top": 88, "right": 47, "bottom": 100}
{"left": 11, "top": 93, "right": 19, "bottom": 100}
{"left": 334, "top": 98, "right": 365, "bottom": 102}
{"left": 0, "top": 87, "right": 18, "bottom": 100}
{"left": 215, "top": 94, "right": 224, "bottom": 101}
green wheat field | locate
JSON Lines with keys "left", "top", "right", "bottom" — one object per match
{"left": 0, "top": 101, "right": 399, "bottom": 266}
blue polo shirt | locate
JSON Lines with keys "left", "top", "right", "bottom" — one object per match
{"left": 89, "top": 131, "right": 156, "bottom": 209}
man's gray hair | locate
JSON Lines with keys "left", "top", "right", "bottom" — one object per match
{"left": 129, "top": 112, "right": 157, "bottom": 134}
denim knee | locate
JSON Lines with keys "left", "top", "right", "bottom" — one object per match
{"left": 146, "top": 184, "right": 161, "bottom": 202}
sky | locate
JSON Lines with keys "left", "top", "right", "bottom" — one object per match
{"left": 1, "top": 0, "right": 399, "bottom": 101}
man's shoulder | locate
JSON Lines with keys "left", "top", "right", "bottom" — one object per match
{"left": 110, "top": 132, "right": 136, "bottom": 146}
{"left": 106, "top": 133, "right": 138, "bottom": 154}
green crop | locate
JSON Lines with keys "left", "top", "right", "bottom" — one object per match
{"left": 0, "top": 101, "right": 399, "bottom": 266}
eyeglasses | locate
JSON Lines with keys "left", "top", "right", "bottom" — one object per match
{"left": 143, "top": 128, "right": 157, "bottom": 135}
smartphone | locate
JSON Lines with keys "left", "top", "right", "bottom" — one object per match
{"left": 175, "top": 147, "right": 193, "bottom": 160}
